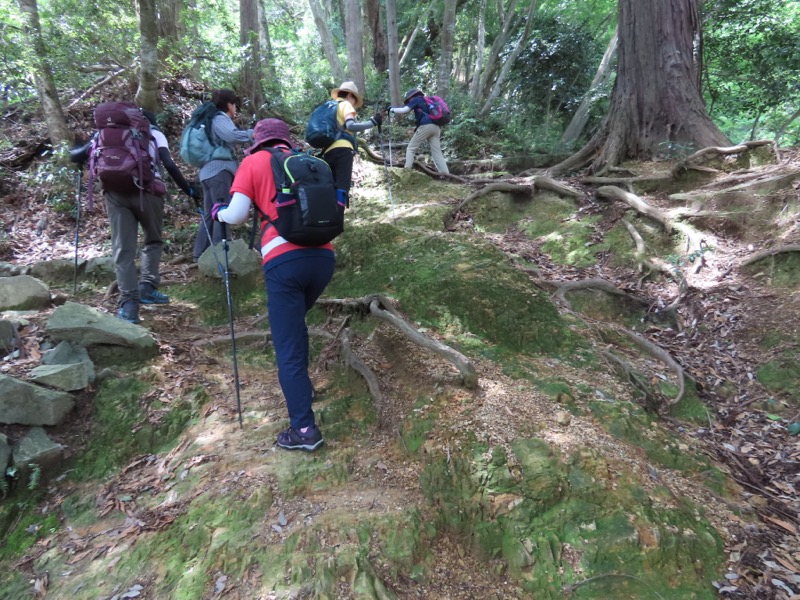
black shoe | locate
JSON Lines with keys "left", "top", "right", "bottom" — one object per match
{"left": 277, "top": 426, "right": 324, "bottom": 452}
{"left": 117, "top": 300, "right": 141, "bottom": 324}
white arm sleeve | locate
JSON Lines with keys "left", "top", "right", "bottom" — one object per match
{"left": 391, "top": 105, "right": 412, "bottom": 115}
{"left": 216, "top": 191, "right": 252, "bottom": 225}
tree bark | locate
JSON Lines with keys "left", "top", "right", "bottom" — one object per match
{"left": 156, "top": 0, "right": 182, "bottom": 61}
{"left": 136, "top": 0, "right": 160, "bottom": 112}
{"left": 344, "top": 0, "right": 365, "bottom": 94}
{"left": 239, "top": 0, "right": 265, "bottom": 116}
{"left": 558, "top": 0, "right": 730, "bottom": 175}
{"left": 385, "top": 0, "right": 402, "bottom": 104}
{"left": 365, "top": 0, "right": 387, "bottom": 72}
{"left": 17, "top": 0, "right": 73, "bottom": 147}
{"left": 468, "top": 0, "right": 487, "bottom": 99}
{"left": 308, "top": 0, "right": 345, "bottom": 83}
{"left": 560, "top": 26, "right": 618, "bottom": 149}
{"left": 437, "top": 0, "right": 457, "bottom": 98}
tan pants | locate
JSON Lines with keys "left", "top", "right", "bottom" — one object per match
{"left": 405, "top": 124, "right": 449, "bottom": 174}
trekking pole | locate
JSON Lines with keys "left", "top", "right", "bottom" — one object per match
{"left": 73, "top": 169, "right": 82, "bottom": 294}
{"left": 378, "top": 119, "right": 396, "bottom": 224}
{"left": 197, "top": 207, "right": 244, "bottom": 429}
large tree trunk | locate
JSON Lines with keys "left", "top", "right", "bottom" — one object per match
{"left": 385, "top": 0, "right": 402, "bottom": 105}
{"left": 468, "top": 0, "right": 487, "bottom": 98}
{"left": 239, "top": 0, "right": 265, "bottom": 116}
{"left": 135, "top": 0, "right": 160, "bottom": 112}
{"left": 18, "top": 0, "right": 73, "bottom": 147}
{"left": 344, "top": 0, "right": 365, "bottom": 94}
{"left": 436, "top": 0, "right": 457, "bottom": 98}
{"left": 560, "top": 26, "right": 618, "bottom": 149}
{"left": 156, "top": 0, "right": 182, "bottom": 60}
{"left": 552, "top": 0, "right": 730, "bottom": 175}
{"left": 365, "top": 0, "right": 387, "bottom": 73}
{"left": 308, "top": 0, "right": 345, "bottom": 83}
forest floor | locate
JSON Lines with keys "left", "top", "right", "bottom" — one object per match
{"left": 1, "top": 92, "right": 799, "bottom": 599}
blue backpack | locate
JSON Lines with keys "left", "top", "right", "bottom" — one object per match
{"left": 179, "top": 102, "right": 234, "bottom": 167}
{"left": 305, "top": 100, "right": 356, "bottom": 150}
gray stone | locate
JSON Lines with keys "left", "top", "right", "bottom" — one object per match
{"left": 29, "top": 363, "right": 92, "bottom": 391}
{"left": 45, "top": 301, "right": 158, "bottom": 365}
{"left": 0, "top": 319, "right": 16, "bottom": 353}
{"left": 41, "top": 340, "right": 96, "bottom": 384}
{"left": 84, "top": 256, "right": 116, "bottom": 283}
{"left": 0, "top": 433, "right": 10, "bottom": 475}
{"left": 0, "top": 275, "right": 51, "bottom": 311}
{"left": 29, "top": 258, "right": 84, "bottom": 286}
{"left": 0, "top": 374, "right": 75, "bottom": 426}
{"left": 198, "top": 239, "right": 262, "bottom": 280}
{"left": 0, "top": 262, "right": 28, "bottom": 276}
{"left": 12, "top": 427, "right": 64, "bottom": 474}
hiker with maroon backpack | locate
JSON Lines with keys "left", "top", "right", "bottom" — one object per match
{"left": 70, "top": 103, "right": 199, "bottom": 324}
{"left": 190, "top": 89, "right": 253, "bottom": 262}
{"left": 388, "top": 88, "right": 450, "bottom": 174}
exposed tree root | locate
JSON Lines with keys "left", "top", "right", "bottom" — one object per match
{"left": 191, "top": 330, "right": 271, "bottom": 350}
{"left": 340, "top": 327, "right": 384, "bottom": 415}
{"left": 443, "top": 177, "right": 581, "bottom": 229}
{"left": 533, "top": 277, "right": 649, "bottom": 311}
{"left": 614, "top": 326, "right": 686, "bottom": 409}
{"left": 621, "top": 218, "right": 646, "bottom": 270}
{"left": 361, "top": 143, "right": 469, "bottom": 183}
{"left": 670, "top": 140, "right": 774, "bottom": 177}
{"left": 318, "top": 294, "right": 479, "bottom": 389}
{"left": 596, "top": 185, "right": 672, "bottom": 233}
{"left": 740, "top": 244, "right": 800, "bottom": 268}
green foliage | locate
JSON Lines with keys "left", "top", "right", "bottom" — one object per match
{"left": 704, "top": 0, "right": 800, "bottom": 142}
{"left": 19, "top": 150, "right": 79, "bottom": 215}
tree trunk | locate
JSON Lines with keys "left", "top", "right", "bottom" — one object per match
{"left": 468, "top": 0, "right": 487, "bottom": 99}
{"left": 344, "top": 0, "right": 365, "bottom": 94}
{"left": 472, "top": 0, "right": 521, "bottom": 103}
{"left": 436, "top": 0, "right": 457, "bottom": 98}
{"left": 156, "top": 0, "right": 182, "bottom": 60}
{"left": 560, "top": 26, "right": 618, "bottom": 149}
{"left": 239, "top": 0, "right": 264, "bottom": 116}
{"left": 385, "top": 0, "right": 402, "bottom": 105}
{"left": 258, "top": 0, "right": 280, "bottom": 105}
{"left": 478, "top": 0, "right": 536, "bottom": 116}
{"left": 308, "top": 0, "right": 345, "bottom": 83}
{"left": 135, "top": 0, "right": 160, "bottom": 112}
{"left": 553, "top": 0, "right": 730, "bottom": 175}
{"left": 365, "top": 0, "right": 387, "bottom": 72}
{"left": 17, "top": 0, "right": 73, "bottom": 147}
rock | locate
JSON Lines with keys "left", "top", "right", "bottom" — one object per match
{"left": 0, "top": 374, "right": 75, "bottom": 426}
{"left": 0, "top": 318, "right": 17, "bottom": 353}
{"left": 45, "top": 302, "right": 158, "bottom": 365}
{"left": 84, "top": 256, "right": 116, "bottom": 283}
{"left": 0, "top": 275, "right": 51, "bottom": 311}
{"left": 0, "top": 262, "right": 28, "bottom": 276}
{"left": 555, "top": 411, "right": 571, "bottom": 426}
{"left": 0, "top": 433, "right": 10, "bottom": 475}
{"left": 41, "top": 340, "right": 96, "bottom": 383}
{"left": 29, "top": 362, "right": 93, "bottom": 391}
{"left": 198, "top": 239, "right": 262, "bottom": 280}
{"left": 29, "top": 258, "right": 83, "bottom": 286}
{"left": 11, "top": 427, "right": 64, "bottom": 474}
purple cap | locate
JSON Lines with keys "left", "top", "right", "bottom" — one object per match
{"left": 246, "top": 118, "right": 295, "bottom": 155}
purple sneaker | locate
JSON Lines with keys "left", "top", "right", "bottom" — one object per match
{"left": 277, "top": 426, "right": 324, "bottom": 452}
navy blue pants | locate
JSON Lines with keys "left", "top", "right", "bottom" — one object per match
{"left": 265, "top": 253, "right": 336, "bottom": 430}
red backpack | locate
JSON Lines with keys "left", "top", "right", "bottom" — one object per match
{"left": 424, "top": 95, "right": 452, "bottom": 126}
{"left": 87, "top": 102, "right": 164, "bottom": 209}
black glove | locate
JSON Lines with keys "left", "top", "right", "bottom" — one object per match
{"left": 385, "top": 104, "right": 392, "bottom": 113}
{"left": 187, "top": 182, "right": 203, "bottom": 206}
{"left": 69, "top": 140, "right": 92, "bottom": 165}
{"left": 371, "top": 112, "right": 384, "bottom": 128}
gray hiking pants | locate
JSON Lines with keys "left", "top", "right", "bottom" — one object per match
{"left": 405, "top": 123, "right": 449, "bottom": 174}
{"left": 193, "top": 170, "right": 234, "bottom": 261}
{"left": 105, "top": 190, "right": 164, "bottom": 306}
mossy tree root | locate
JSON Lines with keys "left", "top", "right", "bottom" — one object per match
{"left": 532, "top": 277, "right": 649, "bottom": 311}
{"left": 740, "top": 244, "right": 800, "bottom": 268}
{"left": 596, "top": 185, "right": 672, "bottom": 233}
{"left": 670, "top": 140, "right": 774, "bottom": 177}
{"left": 340, "top": 327, "right": 384, "bottom": 413}
{"left": 318, "top": 294, "right": 479, "bottom": 389}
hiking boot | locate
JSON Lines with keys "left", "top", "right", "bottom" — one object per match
{"left": 277, "top": 425, "right": 324, "bottom": 452}
{"left": 140, "top": 284, "right": 170, "bottom": 305}
{"left": 117, "top": 300, "right": 141, "bottom": 324}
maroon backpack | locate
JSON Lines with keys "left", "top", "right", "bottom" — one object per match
{"left": 87, "top": 102, "right": 164, "bottom": 209}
